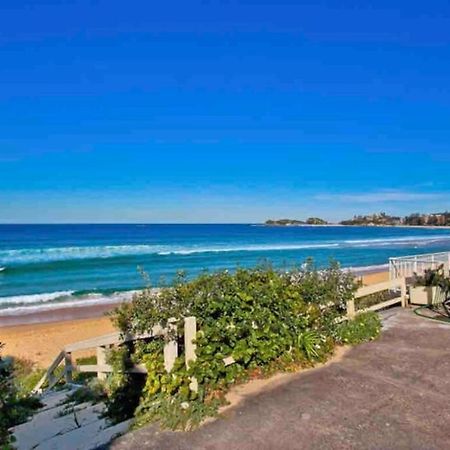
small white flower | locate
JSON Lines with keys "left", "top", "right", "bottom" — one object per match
{"left": 181, "top": 402, "right": 190, "bottom": 410}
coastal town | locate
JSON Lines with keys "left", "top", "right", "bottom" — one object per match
{"left": 266, "top": 211, "right": 450, "bottom": 227}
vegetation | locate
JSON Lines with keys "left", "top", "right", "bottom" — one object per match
{"left": 102, "top": 261, "right": 380, "bottom": 430}
{"left": 265, "top": 219, "right": 307, "bottom": 226}
{"left": 0, "top": 344, "right": 41, "bottom": 449}
{"left": 413, "top": 266, "right": 450, "bottom": 318}
{"left": 413, "top": 264, "right": 450, "bottom": 289}
{"left": 265, "top": 217, "right": 328, "bottom": 226}
{"left": 355, "top": 289, "right": 396, "bottom": 311}
{"left": 306, "top": 217, "right": 328, "bottom": 225}
{"left": 335, "top": 312, "right": 381, "bottom": 345}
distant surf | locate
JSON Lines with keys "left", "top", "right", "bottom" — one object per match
{"left": 1, "top": 234, "right": 450, "bottom": 265}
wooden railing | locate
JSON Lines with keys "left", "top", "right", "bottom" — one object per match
{"left": 347, "top": 277, "right": 407, "bottom": 318}
{"left": 33, "top": 317, "right": 198, "bottom": 394}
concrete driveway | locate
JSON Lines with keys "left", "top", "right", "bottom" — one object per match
{"left": 110, "top": 309, "right": 450, "bottom": 450}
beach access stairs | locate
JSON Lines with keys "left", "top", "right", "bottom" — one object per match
{"left": 12, "top": 318, "right": 200, "bottom": 450}
{"left": 11, "top": 387, "right": 131, "bottom": 450}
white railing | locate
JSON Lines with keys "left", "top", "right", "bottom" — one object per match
{"left": 389, "top": 252, "right": 450, "bottom": 280}
{"left": 33, "top": 317, "right": 198, "bottom": 394}
{"left": 34, "top": 316, "right": 236, "bottom": 395}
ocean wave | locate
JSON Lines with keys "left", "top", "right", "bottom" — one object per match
{"left": 343, "top": 236, "right": 450, "bottom": 245}
{"left": 1, "top": 235, "right": 450, "bottom": 265}
{"left": 157, "top": 243, "right": 340, "bottom": 255}
{"left": 0, "top": 291, "right": 75, "bottom": 306}
{"left": 0, "top": 290, "right": 137, "bottom": 316}
{"left": 0, "top": 245, "right": 167, "bottom": 265}
{"left": 347, "top": 263, "right": 390, "bottom": 274}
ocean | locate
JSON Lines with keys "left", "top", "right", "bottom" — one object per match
{"left": 1, "top": 224, "right": 450, "bottom": 320}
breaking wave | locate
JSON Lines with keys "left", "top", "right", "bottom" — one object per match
{"left": 0, "top": 290, "right": 137, "bottom": 316}
{"left": 2, "top": 235, "right": 450, "bottom": 265}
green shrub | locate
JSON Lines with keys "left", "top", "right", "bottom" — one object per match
{"left": 12, "top": 358, "right": 45, "bottom": 398}
{"left": 1, "top": 344, "right": 42, "bottom": 448}
{"left": 108, "top": 262, "right": 361, "bottom": 429}
{"left": 356, "top": 290, "right": 394, "bottom": 311}
{"left": 336, "top": 312, "right": 382, "bottom": 345}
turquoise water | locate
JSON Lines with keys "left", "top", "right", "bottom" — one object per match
{"left": 1, "top": 224, "right": 450, "bottom": 317}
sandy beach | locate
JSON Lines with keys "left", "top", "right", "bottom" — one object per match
{"left": 0, "top": 315, "right": 116, "bottom": 367}
{"left": 0, "top": 270, "right": 390, "bottom": 367}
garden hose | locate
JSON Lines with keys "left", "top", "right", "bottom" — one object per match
{"left": 413, "top": 305, "right": 450, "bottom": 324}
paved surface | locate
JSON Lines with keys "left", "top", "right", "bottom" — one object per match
{"left": 110, "top": 309, "right": 450, "bottom": 450}
{"left": 13, "top": 388, "right": 130, "bottom": 450}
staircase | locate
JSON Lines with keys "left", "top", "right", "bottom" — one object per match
{"left": 12, "top": 387, "right": 131, "bottom": 450}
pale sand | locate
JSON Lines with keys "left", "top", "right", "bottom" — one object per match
{"left": 360, "top": 270, "right": 389, "bottom": 285}
{"left": 0, "top": 315, "right": 115, "bottom": 367}
{"left": 0, "top": 271, "right": 389, "bottom": 367}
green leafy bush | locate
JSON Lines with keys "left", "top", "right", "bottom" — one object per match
{"left": 11, "top": 358, "right": 45, "bottom": 398}
{"left": 335, "top": 312, "right": 382, "bottom": 345}
{"left": 0, "top": 344, "right": 41, "bottom": 449}
{"left": 356, "top": 290, "right": 395, "bottom": 311}
{"left": 108, "top": 262, "right": 363, "bottom": 429}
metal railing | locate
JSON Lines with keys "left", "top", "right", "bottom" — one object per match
{"left": 389, "top": 252, "right": 450, "bottom": 280}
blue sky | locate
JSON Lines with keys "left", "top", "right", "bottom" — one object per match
{"left": 1, "top": 0, "right": 449, "bottom": 223}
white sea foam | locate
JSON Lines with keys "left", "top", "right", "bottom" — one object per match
{"left": 2, "top": 234, "right": 450, "bottom": 267}
{"left": 0, "top": 290, "right": 75, "bottom": 305}
{"left": 0, "top": 245, "right": 167, "bottom": 264}
{"left": 0, "top": 290, "right": 137, "bottom": 316}
{"left": 157, "top": 243, "right": 340, "bottom": 255}
{"left": 347, "top": 263, "right": 390, "bottom": 274}
{"left": 2, "top": 235, "right": 450, "bottom": 265}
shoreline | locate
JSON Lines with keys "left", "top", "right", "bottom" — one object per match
{"left": 0, "top": 270, "right": 389, "bottom": 367}
{"left": 0, "top": 301, "right": 120, "bottom": 328}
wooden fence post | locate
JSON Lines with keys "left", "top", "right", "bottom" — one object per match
{"left": 164, "top": 321, "right": 178, "bottom": 372}
{"left": 400, "top": 277, "right": 407, "bottom": 308}
{"left": 97, "top": 346, "right": 108, "bottom": 381}
{"left": 184, "top": 316, "right": 198, "bottom": 393}
{"left": 64, "top": 352, "right": 73, "bottom": 383}
{"left": 347, "top": 299, "right": 356, "bottom": 319}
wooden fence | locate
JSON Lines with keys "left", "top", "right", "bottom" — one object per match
{"left": 35, "top": 280, "right": 409, "bottom": 394}
{"left": 347, "top": 277, "right": 407, "bottom": 319}
{"left": 33, "top": 317, "right": 198, "bottom": 394}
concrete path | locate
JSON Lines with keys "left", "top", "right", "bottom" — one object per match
{"left": 110, "top": 309, "right": 450, "bottom": 450}
{"left": 13, "top": 388, "right": 130, "bottom": 450}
